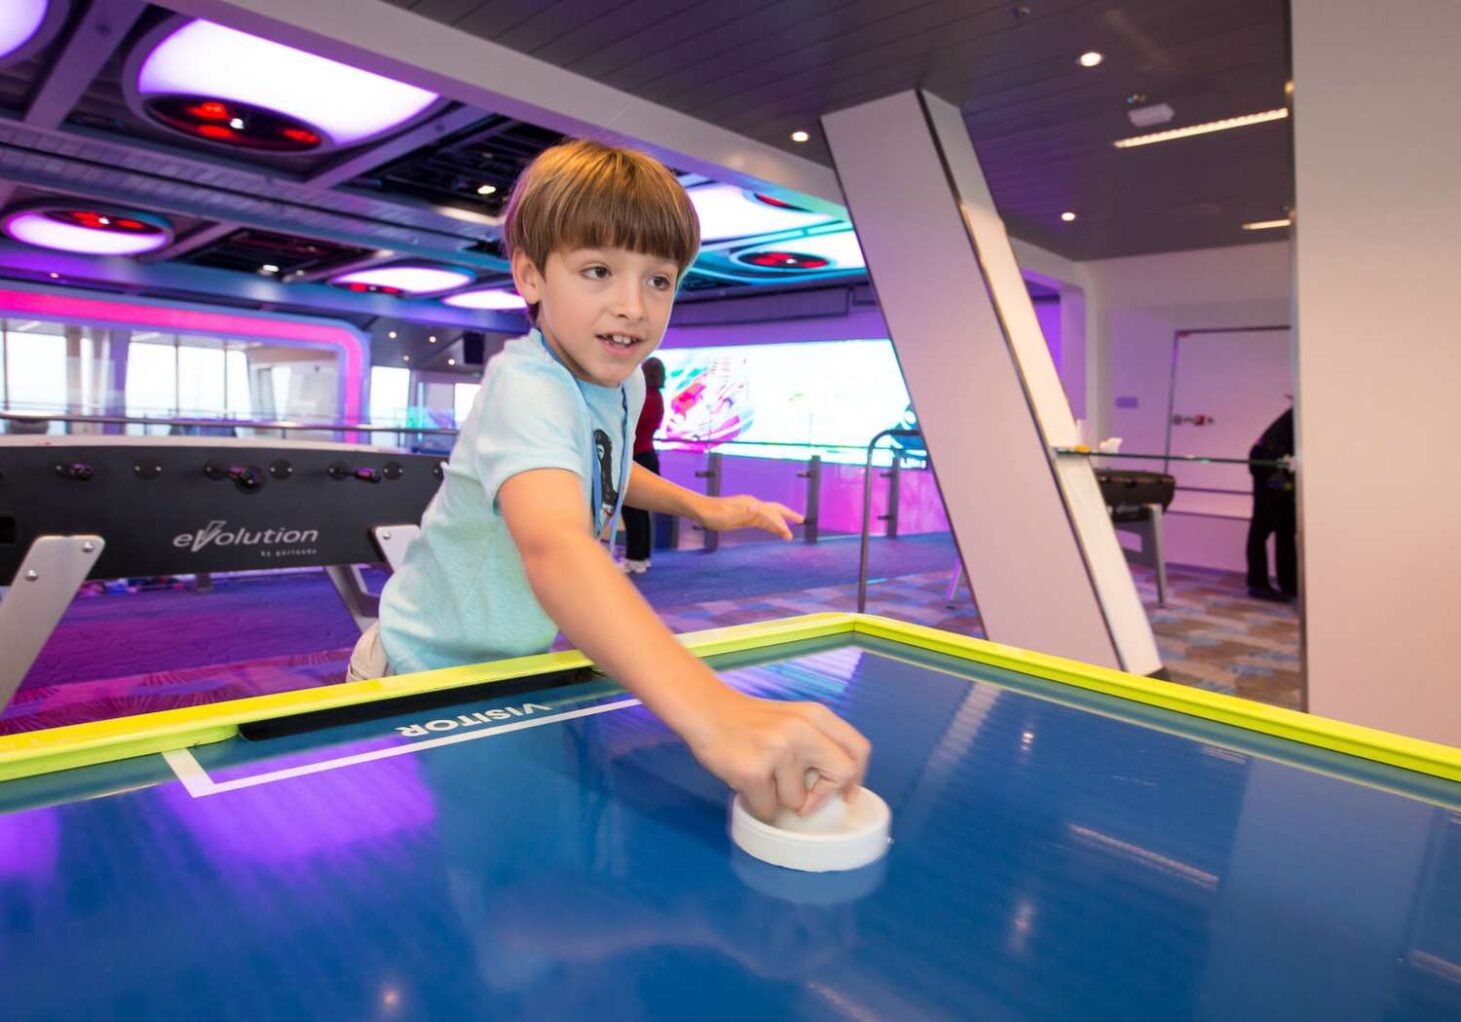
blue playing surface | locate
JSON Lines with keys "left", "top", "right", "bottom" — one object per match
{"left": 1, "top": 635, "right": 1458, "bottom": 1021}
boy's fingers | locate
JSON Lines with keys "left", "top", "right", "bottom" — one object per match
{"left": 740, "top": 775, "right": 779, "bottom": 822}
{"left": 772, "top": 760, "right": 810, "bottom": 814}
{"left": 794, "top": 704, "right": 872, "bottom": 790}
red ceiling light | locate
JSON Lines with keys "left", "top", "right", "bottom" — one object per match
{"left": 739, "top": 251, "right": 831, "bottom": 270}
{"left": 145, "top": 95, "right": 324, "bottom": 152}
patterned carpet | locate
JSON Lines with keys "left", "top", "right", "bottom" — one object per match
{"left": 1, "top": 539, "right": 1301, "bottom": 733}
{"left": 648, "top": 563, "right": 1302, "bottom": 710}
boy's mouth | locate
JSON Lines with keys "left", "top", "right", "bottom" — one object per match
{"left": 597, "top": 332, "right": 643, "bottom": 352}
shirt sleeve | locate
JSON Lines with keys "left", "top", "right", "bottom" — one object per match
{"left": 469, "top": 359, "right": 585, "bottom": 507}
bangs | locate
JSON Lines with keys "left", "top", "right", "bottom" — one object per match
{"left": 506, "top": 141, "right": 701, "bottom": 276}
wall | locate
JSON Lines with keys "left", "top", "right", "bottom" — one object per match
{"left": 1290, "top": 0, "right": 1461, "bottom": 744}
{"left": 1083, "top": 242, "right": 1293, "bottom": 570}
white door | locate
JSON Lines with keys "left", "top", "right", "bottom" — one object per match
{"left": 1166, "top": 327, "right": 1292, "bottom": 518}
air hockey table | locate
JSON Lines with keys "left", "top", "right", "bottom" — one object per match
{"left": 1, "top": 613, "right": 1457, "bottom": 1021}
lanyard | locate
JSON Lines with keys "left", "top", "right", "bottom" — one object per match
{"left": 535, "top": 330, "right": 631, "bottom": 540}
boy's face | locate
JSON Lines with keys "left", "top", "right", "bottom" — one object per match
{"left": 512, "top": 246, "right": 679, "bottom": 387}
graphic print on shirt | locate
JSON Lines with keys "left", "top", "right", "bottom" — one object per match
{"left": 593, "top": 428, "right": 617, "bottom": 536}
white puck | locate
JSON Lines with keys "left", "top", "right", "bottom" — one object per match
{"left": 729, "top": 787, "right": 892, "bottom": 873}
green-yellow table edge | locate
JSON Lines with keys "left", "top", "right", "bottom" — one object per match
{"left": 1, "top": 612, "right": 1456, "bottom": 787}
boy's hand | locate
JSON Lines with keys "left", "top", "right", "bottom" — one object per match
{"left": 696, "top": 494, "right": 804, "bottom": 539}
{"left": 685, "top": 687, "right": 871, "bottom": 822}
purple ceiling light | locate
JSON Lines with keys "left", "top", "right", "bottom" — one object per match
{"left": 0, "top": 0, "right": 58, "bottom": 65}
{"left": 130, "top": 19, "right": 440, "bottom": 152}
{"left": 689, "top": 184, "right": 835, "bottom": 243}
{"left": 3, "top": 206, "right": 174, "bottom": 256}
{"left": 442, "top": 287, "right": 527, "bottom": 311}
{"left": 732, "top": 230, "right": 865, "bottom": 272}
{"left": 330, "top": 264, "right": 475, "bottom": 295}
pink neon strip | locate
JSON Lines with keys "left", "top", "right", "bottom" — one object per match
{"left": 0, "top": 288, "right": 365, "bottom": 420}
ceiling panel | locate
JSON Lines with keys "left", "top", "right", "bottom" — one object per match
{"left": 396, "top": 0, "right": 1292, "bottom": 259}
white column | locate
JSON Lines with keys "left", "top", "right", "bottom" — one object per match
{"left": 1291, "top": 0, "right": 1461, "bottom": 744}
{"left": 822, "top": 91, "right": 1160, "bottom": 674}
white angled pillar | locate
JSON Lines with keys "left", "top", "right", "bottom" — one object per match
{"left": 822, "top": 90, "right": 1160, "bottom": 675}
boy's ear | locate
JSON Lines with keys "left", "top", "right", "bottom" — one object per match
{"left": 511, "top": 250, "right": 542, "bottom": 304}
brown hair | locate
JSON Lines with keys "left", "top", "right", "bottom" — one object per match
{"left": 503, "top": 139, "right": 700, "bottom": 304}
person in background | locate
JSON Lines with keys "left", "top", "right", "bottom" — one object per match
{"left": 620, "top": 356, "right": 665, "bottom": 574}
{"left": 1246, "top": 406, "right": 1297, "bottom": 602}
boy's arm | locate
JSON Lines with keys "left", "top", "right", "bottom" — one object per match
{"left": 625, "top": 461, "right": 804, "bottom": 539}
{"left": 500, "top": 467, "right": 868, "bottom": 820}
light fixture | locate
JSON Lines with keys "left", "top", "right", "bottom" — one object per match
{"left": 402, "top": 355, "right": 411, "bottom": 363}
{"left": 129, "top": 19, "right": 440, "bottom": 152}
{"left": 387, "top": 330, "right": 397, "bottom": 339}
{"left": 1113, "top": 108, "right": 1288, "bottom": 149}
{"left": 442, "top": 287, "right": 529, "bottom": 311}
{"left": 476, "top": 184, "right": 497, "bottom": 196}
{"left": 260, "top": 263, "right": 280, "bottom": 274}
{"left": 1, "top": 0, "right": 61, "bottom": 66}
{"left": 790, "top": 130, "right": 810, "bottom": 143}
{"left": 2, "top": 205, "right": 174, "bottom": 256}
{"left": 447, "top": 358, "right": 456, "bottom": 366}
{"left": 731, "top": 229, "right": 865, "bottom": 272}
{"left": 428, "top": 335, "right": 437, "bottom": 343}
{"left": 330, "top": 264, "right": 474, "bottom": 295}
{"left": 688, "top": 183, "right": 834, "bottom": 243}
{"left": 48, "top": 272, "right": 59, "bottom": 279}
{"left": 1061, "top": 211, "right": 1077, "bottom": 222}
{"left": 1078, "top": 51, "right": 1104, "bottom": 68}
{"left": 1242, "top": 218, "right": 1292, "bottom": 231}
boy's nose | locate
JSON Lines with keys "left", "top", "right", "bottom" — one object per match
{"left": 611, "top": 282, "right": 645, "bottom": 319}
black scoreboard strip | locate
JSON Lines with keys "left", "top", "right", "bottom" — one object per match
{"left": 0, "top": 442, "right": 447, "bottom": 580}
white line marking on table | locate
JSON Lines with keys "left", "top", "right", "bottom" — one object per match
{"left": 163, "top": 697, "right": 643, "bottom": 798}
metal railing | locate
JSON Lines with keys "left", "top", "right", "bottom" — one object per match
{"left": 858, "top": 428, "right": 922, "bottom": 612}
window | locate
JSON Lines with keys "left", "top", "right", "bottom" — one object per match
{"left": 4, "top": 323, "right": 68, "bottom": 415}
{"left": 370, "top": 366, "right": 411, "bottom": 425}
{"left": 453, "top": 382, "right": 481, "bottom": 426}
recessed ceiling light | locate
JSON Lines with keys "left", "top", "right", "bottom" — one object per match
{"left": 476, "top": 184, "right": 497, "bottom": 196}
{"left": 1242, "top": 218, "right": 1292, "bottom": 231}
{"left": 3, "top": 206, "right": 174, "bottom": 256}
{"left": 48, "top": 271, "right": 59, "bottom": 278}
{"left": 1061, "top": 211, "right": 1077, "bottom": 222}
{"left": 131, "top": 19, "right": 440, "bottom": 151}
{"left": 1113, "top": 109, "right": 1288, "bottom": 148}
{"left": 330, "top": 264, "right": 474, "bottom": 295}
{"left": 790, "top": 130, "right": 810, "bottom": 143}
{"left": 0, "top": 1, "right": 51, "bottom": 63}
{"left": 402, "top": 355, "right": 411, "bottom": 363}
{"left": 447, "top": 358, "right": 456, "bottom": 366}
{"left": 387, "top": 330, "right": 397, "bottom": 339}
{"left": 1079, "top": 51, "right": 1104, "bottom": 68}
{"left": 428, "top": 335, "right": 437, "bottom": 343}
{"left": 260, "top": 263, "right": 280, "bottom": 274}
{"left": 442, "top": 288, "right": 529, "bottom": 311}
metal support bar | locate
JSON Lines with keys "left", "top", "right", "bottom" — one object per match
{"left": 0, "top": 536, "right": 105, "bottom": 712}
{"left": 798, "top": 454, "right": 822, "bottom": 543}
{"left": 1112, "top": 504, "right": 1169, "bottom": 606}
{"left": 692, "top": 452, "right": 723, "bottom": 553}
{"left": 858, "top": 429, "right": 920, "bottom": 613}
{"left": 879, "top": 457, "right": 903, "bottom": 539}
{"left": 325, "top": 565, "right": 380, "bottom": 635}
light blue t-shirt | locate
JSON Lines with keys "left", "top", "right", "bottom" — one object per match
{"left": 379, "top": 330, "right": 644, "bottom": 674}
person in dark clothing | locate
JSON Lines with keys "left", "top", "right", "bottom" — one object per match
{"left": 620, "top": 357, "right": 666, "bottom": 573}
{"left": 1246, "top": 407, "right": 1297, "bottom": 601}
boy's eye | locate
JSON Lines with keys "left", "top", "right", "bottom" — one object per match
{"left": 583, "top": 265, "right": 609, "bottom": 280}
{"left": 649, "top": 274, "right": 673, "bottom": 290}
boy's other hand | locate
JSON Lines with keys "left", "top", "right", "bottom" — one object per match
{"left": 696, "top": 494, "right": 805, "bottom": 540}
{"left": 685, "top": 689, "right": 871, "bottom": 822}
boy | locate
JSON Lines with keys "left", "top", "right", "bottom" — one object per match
{"left": 352, "top": 140, "right": 869, "bottom": 821}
